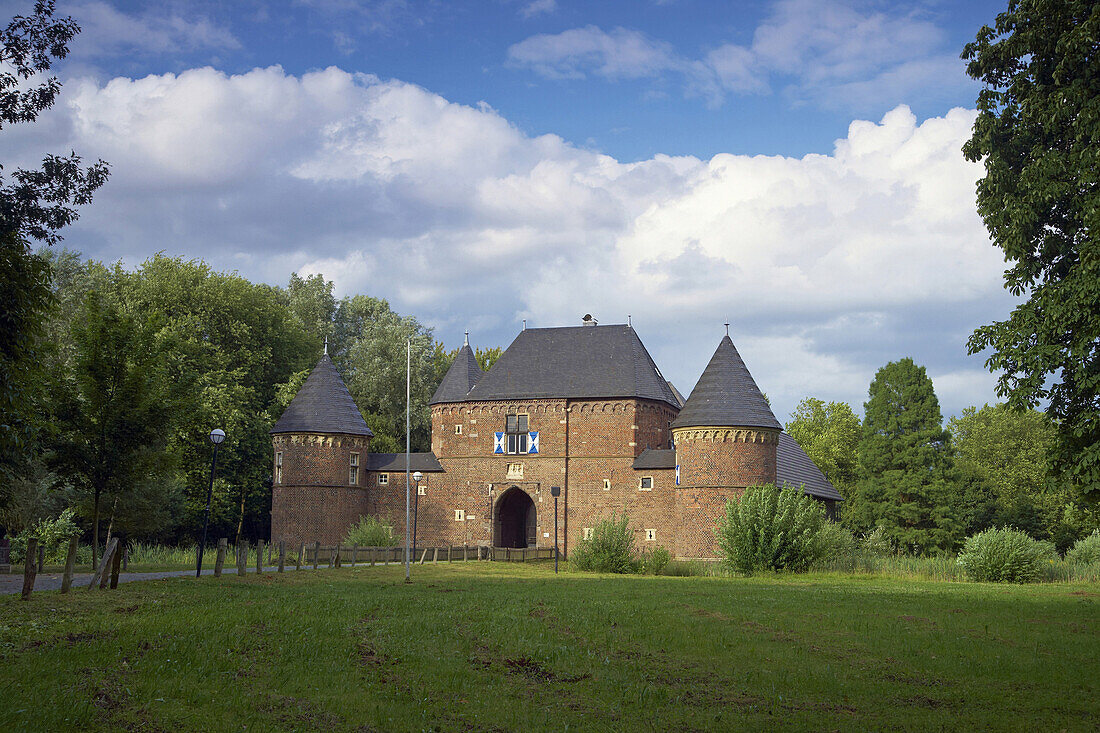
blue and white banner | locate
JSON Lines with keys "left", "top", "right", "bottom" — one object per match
{"left": 494, "top": 432, "right": 505, "bottom": 454}
{"left": 528, "top": 431, "right": 539, "bottom": 454}
{"left": 675, "top": 464, "right": 680, "bottom": 486}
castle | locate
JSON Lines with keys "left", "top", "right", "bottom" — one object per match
{"left": 270, "top": 317, "right": 842, "bottom": 559}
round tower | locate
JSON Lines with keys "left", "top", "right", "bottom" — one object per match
{"left": 672, "top": 334, "right": 780, "bottom": 558}
{"left": 270, "top": 353, "right": 373, "bottom": 548}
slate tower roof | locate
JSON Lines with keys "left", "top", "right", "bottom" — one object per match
{"left": 464, "top": 325, "right": 679, "bottom": 408}
{"left": 671, "top": 335, "right": 781, "bottom": 430}
{"left": 271, "top": 354, "right": 373, "bottom": 436}
{"left": 430, "top": 342, "right": 484, "bottom": 405}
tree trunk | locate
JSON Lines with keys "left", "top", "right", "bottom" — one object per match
{"left": 236, "top": 488, "right": 246, "bottom": 544}
{"left": 104, "top": 495, "right": 119, "bottom": 554}
{"left": 91, "top": 487, "right": 102, "bottom": 571}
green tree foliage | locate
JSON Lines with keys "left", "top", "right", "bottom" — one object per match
{"left": 343, "top": 515, "right": 398, "bottom": 547}
{"left": 962, "top": 0, "right": 1100, "bottom": 497}
{"left": 956, "top": 526, "right": 1056, "bottom": 583}
{"left": 716, "top": 483, "right": 828, "bottom": 573}
{"left": 52, "top": 284, "right": 177, "bottom": 567}
{"left": 851, "top": 358, "right": 960, "bottom": 553}
{"left": 286, "top": 272, "right": 335, "bottom": 348}
{"left": 570, "top": 514, "right": 636, "bottom": 573}
{"left": 1066, "top": 530, "right": 1100, "bottom": 565}
{"left": 785, "top": 397, "right": 860, "bottom": 495}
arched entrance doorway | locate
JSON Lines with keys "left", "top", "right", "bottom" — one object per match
{"left": 494, "top": 487, "right": 536, "bottom": 548}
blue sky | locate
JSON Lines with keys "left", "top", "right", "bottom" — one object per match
{"left": 4, "top": 0, "right": 1016, "bottom": 423}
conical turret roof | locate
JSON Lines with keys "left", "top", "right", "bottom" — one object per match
{"left": 271, "top": 354, "right": 373, "bottom": 436}
{"left": 671, "top": 335, "right": 780, "bottom": 430}
{"left": 430, "top": 342, "right": 484, "bottom": 404}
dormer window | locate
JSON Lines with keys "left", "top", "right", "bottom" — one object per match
{"left": 506, "top": 414, "right": 528, "bottom": 454}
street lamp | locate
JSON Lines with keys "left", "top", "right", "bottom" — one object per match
{"left": 196, "top": 428, "right": 226, "bottom": 578}
{"left": 551, "top": 486, "right": 561, "bottom": 574}
{"left": 411, "top": 471, "right": 423, "bottom": 556}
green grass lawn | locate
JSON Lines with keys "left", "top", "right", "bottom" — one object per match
{"left": 1, "top": 563, "right": 1097, "bottom": 731}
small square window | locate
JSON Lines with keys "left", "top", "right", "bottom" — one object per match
{"left": 645, "top": 529, "right": 656, "bottom": 542}
{"left": 378, "top": 473, "right": 389, "bottom": 485}
{"left": 455, "top": 424, "right": 463, "bottom": 435}
{"left": 582, "top": 527, "right": 593, "bottom": 540}
{"left": 418, "top": 485, "right": 426, "bottom": 496}
{"left": 639, "top": 476, "right": 653, "bottom": 491}
{"left": 603, "top": 478, "right": 611, "bottom": 491}
{"left": 455, "top": 509, "right": 465, "bottom": 522}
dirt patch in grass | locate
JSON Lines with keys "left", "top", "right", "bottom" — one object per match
{"left": 1068, "top": 591, "right": 1099, "bottom": 597}
{"left": 113, "top": 603, "right": 141, "bottom": 614}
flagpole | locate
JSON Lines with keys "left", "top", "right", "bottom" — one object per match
{"left": 405, "top": 337, "right": 411, "bottom": 583}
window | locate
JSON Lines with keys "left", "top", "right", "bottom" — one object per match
{"left": 645, "top": 529, "right": 656, "bottom": 542}
{"left": 603, "top": 478, "right": 611, "bottom": 491}
{"left": 639, "top": 476, "right": 653, "bottom": 491}
{"left": 378, "top": 473, "right": 388, "bottom": 486}
{"left": 454, "top": 509, "right": 465, "bottom": 522}
{"left": 418, "top": 485, "right": 426, "bottom": 496}
{"left": 582, "top": 527, "right": 593, "bottom": 540}
{"left": 349, "top": 453, "right": 359, "bottom": 485}
{"left": 455, "top": 424, "right": 463, "bottom": 435}
{"left": 506, "top": 414, "right": 529, "bottom": 454}
{"left": 275, "top": 452, "right": 283, "bottom": 484}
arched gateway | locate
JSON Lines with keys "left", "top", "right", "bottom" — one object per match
{"left": 494, "top": 487, "right": 536, "bottom": 548}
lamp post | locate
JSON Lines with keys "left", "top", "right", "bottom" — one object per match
{"left": 411, "top": 471, "right": 423, "bottom": 556}
{"left": 196, "top": 428, "right": 226, "bottom": 577}
{"left": 551, "top": 486, "right": 560, "bottom": 574}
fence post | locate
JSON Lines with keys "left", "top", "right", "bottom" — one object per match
{"left": 313, "top": 541, "right": 320, "bottom": 570}
{"left": 21, "top": 538, "right": 38, "bottom": 601}
{"left": 278, "top": 542, "right": 286, "bottom": 573}
{"left": 237, "top": 540, "right": 248, "bottom": 576}
{"left": 255, "top": 540, "right": 265, "bottom": 575}
{"left": 463, "top": 545, "right": 468, "bottom": 562}
{"left": 122, "top": 543, "right": 129, "bottom": 572}
{"left": 351, "top": 545, "right": 358, "bottom": 567}
{"left": 214, "top": 538, "right": 227, "bottom": 577}
{"left": 90, "top": 538, "right": 118, "bottom": 590}
{"left": 61, "top": 536, "right": 78, "bottom": 594}
{"left": 297, "top": 543, "right": 304, "bottom": 571}
{"left": 109, "top": 544, "right": 123, "bottom": 589}
{"left": 36, "top": 543, "right": 44, "bottom": 573}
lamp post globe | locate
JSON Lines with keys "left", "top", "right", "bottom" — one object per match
{"left": 197, "top": 428, "right": 226, "bottom": 577}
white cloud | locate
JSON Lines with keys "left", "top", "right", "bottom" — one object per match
{"left": 15, "top": 65, "right": 1011, "bottom": 420}
{"left": 64, "top": 1, "right": 240, "bottom": 56}
{"left": 507, "top": 0, "right": 974, "bottom": 110}
{"left": 520, "top": 0, "right": 557, "bottom": 19}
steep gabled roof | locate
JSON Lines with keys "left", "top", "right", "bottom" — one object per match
{"left": 367, "top": 452, "right": 444, "bottom": 472}
{"left": 671, "top": 335, "right": 781, "bottom": 430}
{"left": 777, "top": 433, "right": 844, "bottom": 501}
{"left": 430, "top": 343, "right": 484, "bottom": 405}
{"left": 464, "top": 325, "right": 679, "bottom": 408}
{"left": 270, "top": 354, "right": 373, "bottom": 436}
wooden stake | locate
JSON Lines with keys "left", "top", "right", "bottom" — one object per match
{"left": 297, "top": 543, "right": 304, "bottom": 571}
{"left": 256, "top": 539, "right": 265, "bottom": 575}
{"left": 214, "top": 538, "right": 227, "bottom": 577}
{"left": 313, "top": 541, "right": 320, "bottom": 570}
{"left": 109, "top": 543, "right": 123, "bottom": 589}
{"left": 21, "top": 538, "right": 38, "bottom": 601}
{"left": 278, "top": 541, "right": 286, "bottom": 573}
{"left": 90, "top": 538, "right": 118, "bottom": 590}
{"left": 60, "top": 536, "right": 78, "bottom": 594}
{"left": 237, "top": 540, "right": 248, "bottom": 577}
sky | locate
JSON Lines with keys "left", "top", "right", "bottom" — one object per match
{"left": 2, "top": 0, "right": 1017, "bottom": 424}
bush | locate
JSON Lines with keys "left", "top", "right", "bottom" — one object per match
{"left": 716, "top": 483, "right": 828, "bottom": 573}
{"left": 11, "top": 508, "right": 82, "bottom": 564}
{"left": 817, "top": 522, "right": 857, "bottom": 561}
{"left": 862, "top": 526, "right": 894, "bottom": 557}
{"left": 956, "top": 527, "right": 1056, "bottom": 583}
{"left": 1066, "top": 530, "right": 1100, "bottom": 565}
{"left": 639, "top": 545, "right": 671, "bottom": 575}
{"left": 344, "top": 515, "right": 398, "bottom": 547}
{"left": 571, "top": 514, "right": 636, "bottom": 573}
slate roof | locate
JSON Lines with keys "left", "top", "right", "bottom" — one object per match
{"left": 271, "top": 354, "right": 373, "bottom": 436}
{"left": 632, "top": 448, "right": 676, "bottom": 469}
{"left": 630, "top": 437, "right": 843, "bottom": 502}
{"left": 667, "top": 381, "right": 686, "bottom": 408}
{"left": 670, "top": 335, "right": 781, "bottom": 430}
{"left": 430, "top": 343, "right": 484, "bottom": 405}
{"left": 464, "top": 325, "right": 680, "bottom": 408}
{"left": 777, "top": 433, "right": 844, "bottom": 501}
{"left": 367, "top": 452, "right": 444, "bottom": 472}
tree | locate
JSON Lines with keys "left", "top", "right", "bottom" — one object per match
{"left": 52, "top": 285, "right": 176, "bottom": 568}
{"left": 962, "top": 0, "right": 1100, "bottom": 497}
{"left": 286, "top": 272, "right": 336, "bottom": 348}
{"left": 785, "top": 398, "right": 860, "bottom": 495}
{"left": 851, "top": 358, "right": 960, "bottom": 553}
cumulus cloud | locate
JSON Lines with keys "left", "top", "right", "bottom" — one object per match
{"left": 507, "top": 0, "right": 974, "bottom": 110}
{"left": 13, "top": 65, "right": 1011, "bottom": 420}
{"left": 520, "top": 0, "right": 557, "bottom": 19}
{"left": 64, "top": 1, "right": 240, "bottom": 56}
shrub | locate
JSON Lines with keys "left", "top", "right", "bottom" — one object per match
{"left": 639, "top": 545, "right": 671, "bottom": 575}
{"left": 344, "top": 515, "right": 398, "bottom": 547}
{"left": 817, "top": 522, "right": 857, "bottom": 561}
{"left": 571, "top": 514, "right": 636, "bottom": 573}
{"left": 716, "top": 483, "right": 828, "bottom": 573}
{"left": 862, "top": 526, "right": 894, "bottom": 557}
{"left": 1066, "top": 530, "right": 1100, "bottom": 565}
{"left": 956, "top": 527, "right": 1056, "bottom": 583}
{"left": 11, "top": 508, "right": 82, "bottom": 564}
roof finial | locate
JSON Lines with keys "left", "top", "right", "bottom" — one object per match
{"left": 324, "top": 335, "right": 329, "bottom": 355}
{"left": 724, "top": 321, "right": 730, "bottom": 336}
{"left": 628, "top": 314, "right": 632, "bottom": 327}
{"left": 522, "top": 319, "right": 527, "bottom": 331}
{"left": 464, "top": 329, "right": 469, "bottom": 347}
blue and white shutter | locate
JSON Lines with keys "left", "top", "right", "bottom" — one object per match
{"left": 494, "top": 432, "right": 505, "bottom": 454}
{"left": 528, "top": 431, "right": 539, "bottom": 454}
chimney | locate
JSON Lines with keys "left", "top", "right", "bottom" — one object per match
{"left": 582, "top": 314, "right": 598, "bottom": 327}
